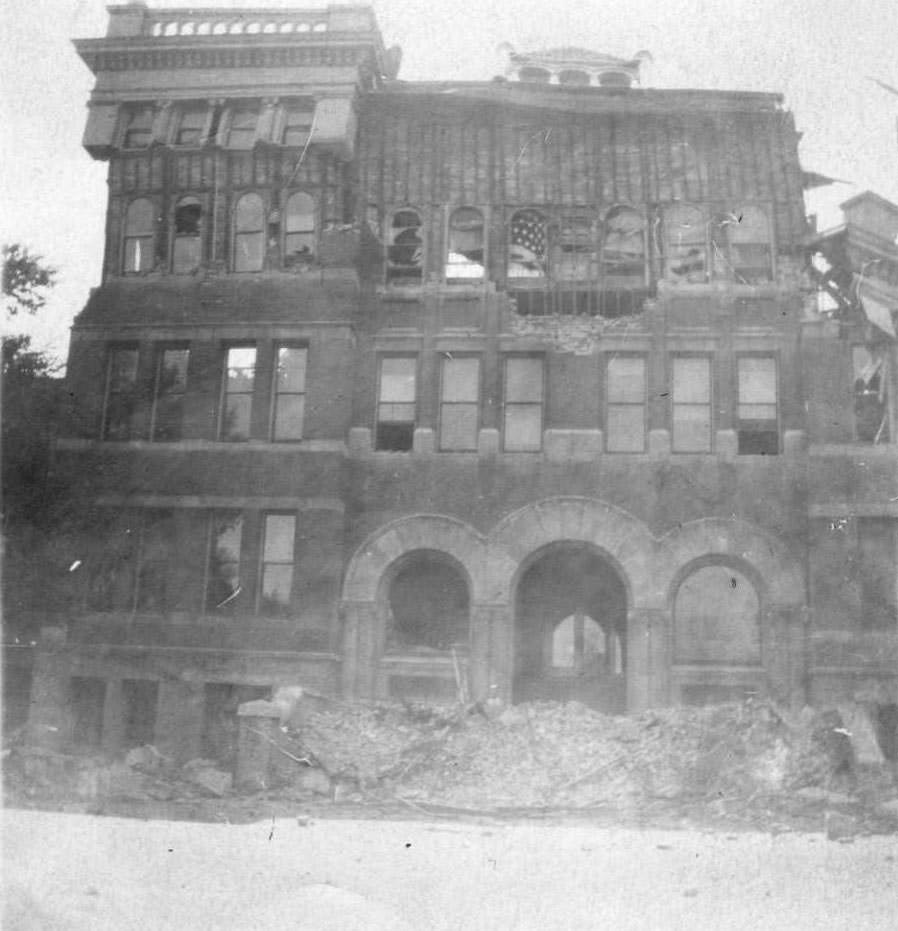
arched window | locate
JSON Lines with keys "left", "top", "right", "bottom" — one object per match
{"left": 387, "top": 209, "right": 423, "bottom": 282}
{"left": 172, "top": 197, "right": 202, "bottom": 273}
{"left": 726, "top": 206, "right": 772, "bottom": 284}
{"left": 445, "top": 208, "right": 485, "bottom": 281}
{"left": 122, "top": 107, "right": 154, "bottom": 149}
{"left": 233, "top": 193, "right": 264, "bottom": 272}
{"left": 554, "top": 215, "right": 596, "bottom": 281}
{"left": 284, "top": 192, "right": 315, "bottom": 265}
{"left": 508, "top": 209, "right": 547, "bottom": 278}
{"left": 665, "top": 204, "right": 707, "bottom": 283}
{"left": 123, "top": 198, "right": 155, "bottom": 274}
{"left": 602, "top": 206, "right": 646, "bottom": 278}
{"left": 674, "top": 564, "right": 761, "bottom": 665}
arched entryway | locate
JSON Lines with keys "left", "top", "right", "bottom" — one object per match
{"left": 513, "top": 542, "right": 627, "bottom": 712}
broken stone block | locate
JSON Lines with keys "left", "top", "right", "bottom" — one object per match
{"left": 182, "top": 759, "right": 233, "bottom": 797}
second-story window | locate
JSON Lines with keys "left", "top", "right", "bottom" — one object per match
{"left": 672, "top": 356, "right": 712, "bottom": 452}
{"left": 259, "top": 514, "right": 296, "bottom": 617}
{"left": 446, "top": 208, "right": 485, "bottom": 281}
{"left": 737, "top": 356, "right": 778, "bottom": 455}
{"left": 102, "top": 346, "right": 140, "bottom": 441}
{"left": 220, "top": 346, "right": 256, "bottom": 441}
{"left": 387, "top": 210, "right": 423, "bottom": 283}
{"left": 206, "top": 512, "right": 243, "bottom": 613}
{"left": 172, "top": 197, "right": 202, "bottom": 273}
{"left": 282, "top": 105, "right": 314, "bottom": 146}
{"left": 271, "top": 345, "right": 307, "bottom": 441}
{"left": 376, "top": 357, "right": 416, "bottom": 451}
{"left": 439, "top": 356, "right": 480, "bottom": 451}
{"left": 284, "top": 192, "right": 316, "bottom": 265}
{"left": 151, "top": 346, "right": 189, "bottom": 442}
{"left": 122, "top": 107, "right": 154, "bottom": 149}
{"left": 226, "top": 108, "right": 258, "bottom": 148}
{"left": 508, "top": 209, "right": 547, "bottom": 279}
{"left": 602, "top": 206, "right": 646, "bottom": 279}
{"left": 665, "top": 205, "right": 707, "bottom": 283}
{"left": 123, "top": 199, "right": 155, "bottom": 274}
{"left": 174, "top": 106, "right": 207, "bottom": 146}
{"left": 606, "top": 355, "right": 646, "bottom": 452}
{"left": 234, "top": 193, "right": 265, "bottom": 272}
{"left": 726, "top": 206, "right": 773, "bottom": 284}
{"left": 554, "top": 215, "right": 597, "bottom": 281}
{"left": 504, "top": 356, "right": 544, "bottom": 451}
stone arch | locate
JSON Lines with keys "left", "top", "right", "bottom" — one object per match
{"left": 659, "top": 517, "right": 805, "bottom": 609}
{"left": 341, "top": 514, "right": 488, "bottom": 604}
{"left": 487, "top": 497, "right": 657, "bottom": 608}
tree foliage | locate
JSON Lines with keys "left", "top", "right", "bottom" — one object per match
{"left": 3, "top": 243, "right": 57, "bottom": 316}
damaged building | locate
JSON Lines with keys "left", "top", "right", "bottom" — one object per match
{"left": 20, "top": 3, "right": 898, "bottom": 763}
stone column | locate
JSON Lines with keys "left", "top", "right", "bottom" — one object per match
{"left": 25, "top": 627, "right": 71, "bottom": 751}
{"left": 468, "top": 603, "right": 493, "bottom": 702}
{"left": 485, "top": 604, "right": 514, "bottom": 703}
{"left": 626, "top": 608, "right": 671, "bottom": 712}
{"left": 154, "top": 679, "right": 204, "bottom": 763}
{"left": 342, "top": 601, "right": 380, "bottom": 699}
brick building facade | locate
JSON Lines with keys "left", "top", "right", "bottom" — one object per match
{"left": 23, "top": 4, "right": 897, "bottom": 762}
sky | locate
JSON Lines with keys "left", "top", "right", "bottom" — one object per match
{"left": 2, "top": 0, "right": 896, "bottom": 363}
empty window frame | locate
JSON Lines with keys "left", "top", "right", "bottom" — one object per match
{"left": 87, "top": 511, "right": 140, "bottom": 611}
{"left": 439, "top": 356, "right": 480, "bottom": 451}
{"left": 172, "top": 197, "right": 202, "bottom": 273}
{"left": 386, "top": 209, "right": 424, "bottom": 282}
{"left": 672, "top": 356, "right": 712, "bottom": 452}
{"left": 508, "top": 209, "right": 548, "bottom": 279}
{"left": 724, "top": 206, "right": 773, "bottom": 284}
{"left": 376, "top": 356, "right": 417, "bottom": 451}
{"left": 445, "top": 208, "right": 485, "bottom": 281}
{"left": 282, "top": 105, "right": 314, "bottom": 146}
{"left": 233, "top": 192, "right": 265, "bottom": 272}
{"left": 853, "top": 345, "right": 891, "bottom": 444}
{"left": 736, "top": 355, "right": 778, "bottom": 454}
{"left": 206, "top": 512, "right": 243, "bottom": 613}
{"left": 123, "top": 198, "right": 155, "bottom": 273}
{"left": 271, "top": 345, "right": 307, "bottom": 441}
{"left": 284, "top": 192, "right": 316, "bottom": 264}
{"left": 665, "top": 205, "right": 707, "bottom": 283}
{"left": 554, "top": 215, "right": 597, "bottom": 281}
{"left": 102, "top": 346, "right": 141, "bottom": 441}
{"left": 150, "top": 346, "right": 189, "bottom": 441}
{"left": 122, "top": 106, "right": 154, "bottom": 149}
{"left": 220, "top": 346, "right": 256, "bottom": 441}
{"left": 135, "top": 509, "right": 177, "bottom": 613}
{"left": 174, "top": 106, "right": 207, "bottom": 146}
{"left": 602, "top": 206, "right": 646, "bottom": 279}
{"left": 226, "top": 108, "right": 258, "bottom": 148}
{"left": 504, "top": 356, "right": 544, "bottom": 451}
{"left": 606, "top": 355, "right": 646, "bottom": 452}
{"left": 259, "top": 513, "right": 296, "bottom": 616}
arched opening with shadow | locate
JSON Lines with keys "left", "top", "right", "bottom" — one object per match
{"left": 513, "top": 542, "right": 627, "bottom": 712}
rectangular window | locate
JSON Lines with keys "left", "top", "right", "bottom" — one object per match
{"left": 271, "top": 345, "right": 308, "bottom": 441}
{"left": 504, "top": 356, "right": 544, "bottom": 451}
{"left": 853, "top": 346, "right": 891, "bottom": 444}
{"left": 226, "top": 108, "right": 257, "bottom": 148}
{"left": 206, "top": 512, "right": 243, "bottom": 613}
{"left": 672, "top": 356, "right": 712, "bottom": 452}
{"left": 103, "top": 346, "right": 140, "bottom": 441}
{"left": 439, "top": 357, "right": 480, "bottom": 451}
{"left": 282, "top": 106, "right": 314, "bottom": 146}
{"left": 737, "top": 356, "right": 778, "bottom": 455}
{"left": 858, "top": 518, "right": 898, "bottom": 629}
{"left": 220, "top": 346, "right": 256, "bottom": 441}
{"left": 376, "top": 357, "right": 416, "bottom": 451}
{"left": 122, "top": 679, "right": 158, "bottom": 749}
{"left": 151, "top": 346, "right": 189, "bottom": 442}
{"left": 259, "top": 514, "right": 295, "bottom": 616}
{"left": 123, "top": 107, "right": 154, "bottom": 149}
{"left": 606, "top": 356, "right": 646, "bottom": 452}
{"left": 135, "top": 510, "right": 177, "bottom": 613}
{"left": 175, "top": 107, "right": 207, "bottom": 146}
{"left": 87, "top": 511, "right": 140, "bottom": 612}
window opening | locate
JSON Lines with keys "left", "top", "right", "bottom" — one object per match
{"left": 439, "top": 357, "right": 480, "bottom": 451}
{"left": 284, "top": 192, "right": 315, "bottom": 264}
{"left": 446, "top": 208, "right": 485, "bottom": 281}
{"left": 135, "top": 510, "right": 177, "bottom": 613}
{"left": 551, "top": 614, "right": 610, "bottom": 674}
{"left": 737, "top": 356, "right": 778, "bottom": 454}
{"left": 387, "top": 554, "right": 469, "bottom": 651}
{"left": 387, "top": 210, "right": 423, "bottom": 282}
{"left": 234, "top": 193, "right": 265, "bottom": 272}
{"left": 508, "top": 209, "right": 547, "bottom": 278}
{"left": 665, "top": 205, "right": 707, "bottom": 282}
{"left": 103, "top": 347, "right": 140, "bottom": 441}
{"left": 123, "top": 107, "right": 154, "bottom": 148}
{"left": 122, "top": 679, "right": 158, "bottom": 748}
{"left": 282, "top": 106, "right": 313, "bottom": 146}
{"left": 227, "top": 108, "right": 257, "bottom": 148}
{"left": 151, "top": 347, "right": 189, "bottom": 442}
{"left": 602, "top": 206, "right": 646, "bottom": 278}
{"left": 554, "top": 215, "right": 597, "bottom": 282}
{"left": 175, "top": 107, "right": 207, "bottom": 146}
{"left": 853, "top": 345, "right": 891, "bottom": 444}
{"left": 504, "top": 356, "right": 544, "bottom": 451}
{"left": 857, "top": 518, "right": 898, "bottom": 629}
{"left": 87, "top": 512, "right": 139, "bottom": 611}
{"left": 272, "top": 345, "right": 307, "bottom": 441}
{"left": 220, "top": 346, "right": 256, "bottom": 441}
{"left": 172, "top": 197, "right": 202, "bottom": 273}
{"left": 606, "top": 355, "right": 646, "bottom": 452}
{"left": 206, "top": 513, "right": 243, "bottom": 612}
{"left": 672, "top": 356, "right": 712, "bottom": 452}
{"left": 376, "top": 357, "right": 416, "bottom": 451}
{"left": 123, "top": 199, "right": 155, "bottom": 273}
{"left": 260, "top": 514, "right": 295, "bottom": 616}
{"left": 726, "top": 206, "right": 772, "bottom": 284}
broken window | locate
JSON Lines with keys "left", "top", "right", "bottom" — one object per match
{"left": 665, "top": 204, "right": 707, "bottom": 283}
{"left": 714, "top": 206, "right": 773, "bottom": 284}
{"left": 737, "top": 356, "right": 778, "bottom": 455}
{"left": 439, "top": 356, "right": 480, "bottom": 451}
{"left": 376, "top": 356, "right": 416, "bottom": 451}
{"left": 602, "top": 206, "right": 646, "bottom": 279}
{"left": 233, "top": 193, "right": 265, "bottom": 272}
{"left": 386, "top": 209, "right": 423, "bottom": 282}
{"left": 606, "top": 355, "right": 646, "bottom": 452}
{"left": 123, "top": 198, "right": 155, "bottom": 274}
{"left": 554, "top": 215, "right": 597, "bottom": 281}
{"left": 672, "top": 356, "right": 712, "bottom": 452}
{"left": 674, "top": 564, "right": 761, "bottom": 664}
{"left": 122, "top": 106, "right": 154, "bottom": 149}
{"left": 206, "top": 512, "right": 243, "bottom": 613}
{"left": 135, "top": 510, "right": 177, "bottom": 613}
{"left": 172, "top": 197, "right": 202, "bottom": 273}
{"left": 271, "top": 344, "right": 307, "bottom": 441}
{"left": 151, "top": 346, "right": 189, "bottom": 442}
{"left": 445, "top": 207, "right": 485, "bottom": 281}
{"left": 226, "top": 108, "right": 257, "bottom": 148}
{"left": 259, "top": 513, "right": 295, "bottom": 616}
{"left": 220, "top": 345, "right": 256, "bottom": 441}
{"left": 284, "top": 192, "right": 316, "bottom": 264}
{"left": 103, "top": 346, "right": 141, "bottom": 441}
{"left": 174, "top": 106, "right": 207, "bottom": 146}
{"left": 282, "top": 105, "right": 314, "bottom": 146}
{"left": 857, "top": 518, "right": 898, "bottom": 629}
{"left": 504, "top": 356, "right": 544, "bottom": 451}
{"left": 853, "top": 345, "right": 891, "bottom": 444}
{"left": 508, "top": 209, "right": 547, "bottom": 279}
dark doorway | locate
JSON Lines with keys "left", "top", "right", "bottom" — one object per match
{"left": 513, "top": 543, "right": 627, "bottom": 712}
